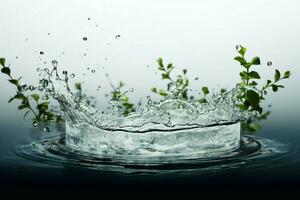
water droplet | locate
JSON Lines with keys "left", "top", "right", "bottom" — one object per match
{"left": 51, "top": 60, "right": 58, "bottom": 68}
{"left": 40, "top": 51, "right": 44, "bottom": 55}
{"left": 146, "top": 65, "right": 150, "bottom": 68}
{"left": 83, "top": 37, "right": 88, "bottom": 41}
{"left": 87, "top": 67, "right": 90, "bottom": 70}
{"left": 115, "top": 35, "right": 121, "bottom": 39}
{"left": 43, "top": 127, "right": 50, "bottom": 132}
{"left": 195, "top": 77, "right": 199, "bottom": 80}
{"left": 16, "top": 56, "right": 18, "bottom": 59}
{"left": 105, "top": 73, "right": 109, "bottom": 77}
{"left": 91, "top": 69, "right": 96, "bottom": 73}
{"left": 70, "top": 73, "right": 75, "bottom": 78}
{"left": 83, "top": 53, "right": 87, "bottom": 56}
{"left": 44, "top": 68, "right": 49, "bottom": 73}
{"left": 29, "top": 85, "right": 35, "bottom": 91}
{"left": 32, "top": 121, "right": 38, "bottom": 127}
{"left": 88, "top": 17, "right": 91, "bottom": 20}
{"left": 47, "top": 33, "right": 51, "bottom": 35}
{"left": 107, "top": 43, "right": 110, "bottom": 46}
{"left": 104, "top": 58, "right": 108, "bottom": 61}
{"left": 37, "top": 68, "right": 40, "bottom": 72}
{"left": 267, "top": 61, "right": 272, "bottom": 66}
{"left": 129, "top": 88, "right": 134, "bottom": 92}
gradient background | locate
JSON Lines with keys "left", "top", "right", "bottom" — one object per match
{"left": 0, "top": 0, "right": 300, "bottom": 194}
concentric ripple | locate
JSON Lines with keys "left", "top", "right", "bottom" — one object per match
{"left": 15, "top": 133, "right": 290, "bottom": 174}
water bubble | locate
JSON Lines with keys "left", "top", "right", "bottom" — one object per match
{"left": 91, "top": 69, "right": 96, "bottom": 73}
{"left": 105, "top": 73, "right": 109, "bottom": 77}
{"left": 70, "top": 73, "right": 75, "bottom": 78}
{"left": 16, "top": 56, "right": 18, "bottom": 59}
{"left": 43, "top": 126, "right": 50, "bottom": 132}
{"left": 87, "top": 67, "right": 90, "bottom": 70}
{"left": 37, "top": 68, "right": 40, "bottom": 72}
{"left": 129, "top": 88, "right": 134, "bottom": 92}
{"left": 20, "top": 84, "right": 28, "bottom": 91}
{"left": 83, "top": 37, "right": 88, "bottom": 41}
{"left": 195, "top": 77, "right": 199, "bottom": 80}
{"left": 29, "top": 85, "right": 35, "bottom": 91}
{"left": 83, "top": 53, "right": 87, "bottom": 56}
{"left": 88, "top": 17, "right": 91, "bottom": 20}
{"left": 51, "top": 60, "right": 58, "bottom": 68}
{"left": 147, "top": 65, "right": 150, "bottom": 68}
{"left": 115, "top": 34, "right": 121, "bottom": 39}
{"left": 62, "top": 71, "right": 68, "bottom": 76}
{"left": 44, "top": 68, "right": 49, "bottom": 73}
{"left": 104, "top": 58, "right": 108, "bottom": 61}
{"left": 47, "top": 33, "right": 51, "bottom": 35}
{"left": 267, "top": 61, "right": 272, "bottom": 66}
{"left": 40, "top": 79, "right": 49, "bottom": 87}
{"left": 32, "top": 121, "right": 38, "bottom": 127}
{"left": 40, "top": 51, "right": 44, "bottom": 55}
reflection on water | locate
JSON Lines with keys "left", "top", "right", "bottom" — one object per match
{"left": 13, "top": 129, "right": 290, "bottom": 174}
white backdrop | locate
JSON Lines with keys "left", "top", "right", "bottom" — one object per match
{"left": 0, "top": 0, "right": 299, "bottom": 123}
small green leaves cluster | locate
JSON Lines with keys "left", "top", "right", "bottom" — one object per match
{"left": 234, "top": 45, "right": 291, "bottom": 132}
{"left": 151, "top": 58, "right": 190, "bottom": 100}
{"left": 198, "top": 86, "right": 210, "bottom": 103}
{"left": 74, "top": 82, "right": 96, "bottom": 107}
{"left": 0, "top": 58, "right": 60, "bottom": 123}
{"left": 110, "top": 81, "right": 135, "bottom": 116}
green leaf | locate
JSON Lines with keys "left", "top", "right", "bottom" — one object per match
{"left": 275, "top": 69, "right": 281, "bottom": 82}
{"left": 239, "top": 71, "right": 248, "bottom": 79}
{"left": 249, "top": 71, "right": 261, "bottom": 79}
{"left": 74, "top": 82, "right": 82, "bottom": 90}
{"left": 162, "top": 73, "right": 170, "bottom": 80}
{"left": 167, "top": 63, "right": 173, "bottom": 70}
{"left": 249, "top": 81, "right": 258, "bottom": 86}
{"left": 234, "top": 56, "right": 247, "bottom": 65}
{"left": 18, "top": 104, "right": 29, "bottom": 110}
{"left": 198, "top": 98, "right": 207, "bottom": 103}
{"left": 259, "top": 111, "right": 271, "bottom": 120}
{"left": 31, "top": 94, "right": 40, "bottom": 102}
{"left": 157, "top": 58, "right": 164, "bottom": 71}
{"left": 220, "top": 88, "right": 227, "bottom": 94}
{"left": 8, "top": 79, "right": 19, "bottom": 85}
{"left": 159, "top": 89, "right": 168, "bottom": 97}
{"left": 266, "top": 80, "right": 272, "bottom": 85}
{"left": 151, "top": 87, "right": 157, "bottom": 93}
{"left": 272, "top": 85, "right": 278, "bottom": 92}
{"left": 1, "top": 67, "right": 11, "bottom": 76}
{"left": 201, "top": 86, "right": 209, "bottom": 95}
{"left": 0, "top": 58, "right": 5, "bottom": 67}
{"left": 250, "top": 57, "right": 261, "bottom": 65}
{"left": 246, "top": 90, "right": 260, "bottom": 107}
{"left": 238, "top": 46, "right": 247, "bottom": 57}
{"left": 283, "top": 71, "right": 291, "bottom": 78}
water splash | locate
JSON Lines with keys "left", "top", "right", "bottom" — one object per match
{"left": 31, "top": 61, "right": 258, "bottom": 156}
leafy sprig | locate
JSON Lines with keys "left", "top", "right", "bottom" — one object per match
{"left": 0, "top": 58, "right": 61, "bottom": 123}
{"left": 234, "top": 45, "right": 291, "bottom": 132}
{"left": 110, "top": 81, "right": 135, "bottom": 116}
{"left": 151, "top": 58, "right": 190, "bottom": 100}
